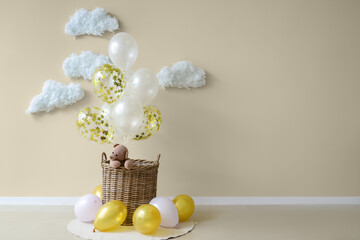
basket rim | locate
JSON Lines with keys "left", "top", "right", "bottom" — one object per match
{"left": 101, "top": 153, "right": 160, "bottom": 171}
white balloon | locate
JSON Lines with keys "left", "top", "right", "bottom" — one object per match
{"left": 128, "top": 69, "right": 159, "bottom": 105}
{"left": 74, "top": 194, "right": 102, "bottom": 223}
{"left": 150, "top": 196, "right": 179, "bottom": 228}
{"left": 108, "top": 32, "right": 138, "bottom": 71}
{"left": 111, "top": 95, "right": 143, "bottom": 136}
{"left": 124, "top": 69, "right": 134, "bottom": 81}
{"left": 100, "top": 103, "right": 114, "bottom": 117}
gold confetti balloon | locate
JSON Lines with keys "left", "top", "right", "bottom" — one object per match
{"left": 92, "top": 64, "right": 126, "bottom": 104}
{"left": 76, "top": 107, "right": 114, "bottom": 144}
{"left": 134, "top": 105, "right": 162, "bottom": 141}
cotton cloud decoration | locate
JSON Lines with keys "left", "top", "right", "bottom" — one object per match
{"left": 63, "top": 51, "right": 111, "bottom": 80}
{"left": 65, "top": 8, "right": 119, "bottom": 37}
{"left": 157, "top": 61, "right": 206, "bottom": 89}
{"left": 26, "top": 80, "right": 85, "bottom": 114}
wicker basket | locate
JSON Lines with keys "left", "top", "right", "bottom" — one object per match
{"left": 101, "top": 152, "right": 160, "bottom": 226}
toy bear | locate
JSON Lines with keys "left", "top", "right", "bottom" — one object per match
{"left": 109, "top": 144, "right": 133, "bottom": 169}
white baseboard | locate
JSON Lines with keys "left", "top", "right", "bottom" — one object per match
{"left": 0, "top": 197, "right": 359, "bottom": 206}
{"left": 192, "top": 197, "right": 360, "bottom": 205}
{"left": 0, "top": 197, "right": 79, "bottom": 205}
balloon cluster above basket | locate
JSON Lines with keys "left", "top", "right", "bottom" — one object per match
{"left": 76, "top": 32, "right": 162, "bottom": 144}
{"left": 75, "top": 186, "right": 195, "bottom": 234}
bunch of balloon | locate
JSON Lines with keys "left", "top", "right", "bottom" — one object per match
{"left": 76, "top": 32, "right": 162, "bottom": 144}
{"left": 131, "top": 195, "right": 195, "bottom": 235}
{"left": 75, "top": 186, "right": 128, "bottom": 232}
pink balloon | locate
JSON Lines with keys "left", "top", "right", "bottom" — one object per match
{"left": 150, "top": 196, "right": 179, "bottom": 228}
{"left": 74, "top": 194, "right": 102, "bottom": 222}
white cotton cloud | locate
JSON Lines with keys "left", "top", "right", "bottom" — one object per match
{"left": 157, "top": 61, "right": 206, "bottom": 89}
{"left": 65, "top": 8, "right": 119, "bottom": 37}
{"left": 63, "top": 51, "right": 111, "bottom": 80}
{"left": 26, "top": 80, "right": 85, "bottom": 114}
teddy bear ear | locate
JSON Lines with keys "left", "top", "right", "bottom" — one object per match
{"left": 114, "top": 144, "right": 119, "bottom": 148}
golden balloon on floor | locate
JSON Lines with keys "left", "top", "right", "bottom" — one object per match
{"left": 94, "top": 200, "right": 127, "bottom": 232}
{"left": 92, "top": 185, "right": 102, "bottom": 200}
{"left": 92, "top": 64, "right": 126, "bottom": 104}
{"left": 133, "top": 204, "right": 161, "bottom": 234}
{"left": 76, "top": 107, "right": 114, "bottom": 144}
{"left": 172, "top": 194, "right": 195, "bottom": 222}
{"left": 133, "top": 105, "right": 162, "bottom": 141}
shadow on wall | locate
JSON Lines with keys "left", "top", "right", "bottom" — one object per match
{"left": 72, "top": 28, "right": 121, "bottom": 41}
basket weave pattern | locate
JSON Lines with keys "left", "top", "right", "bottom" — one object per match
{"left": 101, "top": 152, "right": 160, "bottom": 226}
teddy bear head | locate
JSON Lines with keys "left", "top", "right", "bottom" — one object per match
{"left": 110, "top": 144, "right": 128, "bottom": 161}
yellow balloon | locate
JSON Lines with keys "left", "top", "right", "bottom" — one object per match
{"left": 133, "top": 105, "right": 162, "bottom": 141}
{"left": 172, "top": 195, "right": 195, "bottom": 222}
{"left": 76, "top": 107, "right": 114, "bottom": 144}
{"left": 94, "top": 200, "right": 127, "bottom": 232}
{"left": 133, "top": 204, "right": 161, "bottom": 234}
{"left": 92, "top": 185, "right": 102, "bottom": 200}
{"left": 92, "top": 64, "right": 126, "bottom": 104}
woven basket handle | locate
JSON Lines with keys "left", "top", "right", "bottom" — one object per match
{"left": 155, "top": 154, "right": 161, "bottom": 164}
{"left": 101, "top": 152, "right": 107, "bottom": 165}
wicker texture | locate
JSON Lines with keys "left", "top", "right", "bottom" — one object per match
{"left": 101, "top": 152, "right": 160, "bottom": 226}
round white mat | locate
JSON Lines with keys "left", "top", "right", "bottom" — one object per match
{"left": 67, "top": 219, "right": 195, "bottom": 240}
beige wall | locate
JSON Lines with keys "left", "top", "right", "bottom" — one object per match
{"left": 0, "top": 0, "right": 359, "bottom": 197}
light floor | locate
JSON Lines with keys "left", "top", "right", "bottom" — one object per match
{"left": 0, "top": 205, "right": 359, "bottom": 240}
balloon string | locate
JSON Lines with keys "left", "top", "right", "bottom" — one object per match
{"left": 123, "top": 135, "right": 129, "bottom": 144}
{"left": 123, "top": 135, "right": 131, "bottom": 145}
{"left": 111, "top": 133, "right": 135, "bottom": 145}
{"left": 123, "top": 135, "right": 136, "bottom": 145}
